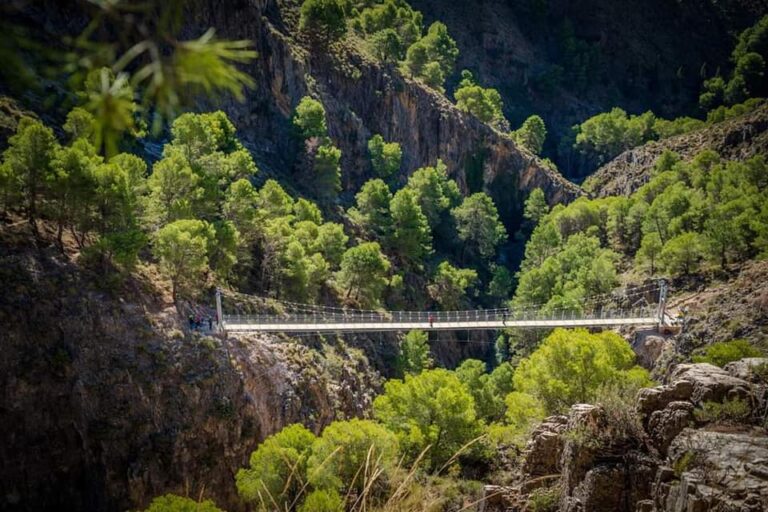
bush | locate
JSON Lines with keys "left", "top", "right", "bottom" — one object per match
{"left": 236, "top": 424, "right": 317, "bottom": 510}
{"left": 293, "top": 96, "right": 328, "bottom": 139}
{"left": 527, "top": 486, "right": 561, "bottom": 512}
{"left": 694, "top": 398, "right": 751, "bottom": 423}
{"left": 692, "top": 339, "right": 763, "bottom": 367}
{"left": 300, "top": 0, "right": 347, "bottom": 42}
{"left": 307, "top": 419, "right": 398, "bottom": 498}
{"left": 298, "top": 489, "right": 343, "bottom": 512}
{"left": 143, "top": 494, "right": 224, "bottom": 512}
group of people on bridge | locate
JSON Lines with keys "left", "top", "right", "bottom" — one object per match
{"left": 188, "top": 313, "right": 216, "bottom": 332}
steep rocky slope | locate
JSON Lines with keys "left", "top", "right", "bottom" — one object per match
{"left": 487, "top": 360, "right": 768, "bottom": 511}
{"left": 411, "top": 0, "right": 766, "bottom": 176}
{"left": 584, "top": 104, "right": 768, "bottom": 197}
{"left": 0, "top": 223, "right": 381, "bottom": 512}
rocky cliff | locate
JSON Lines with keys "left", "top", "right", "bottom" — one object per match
{"left": 0, "top": 223, "right": 381, "bottom": 512}
{"left": 411, "top": 0, "right": 766, "bottom": 176}
{"left": 485, "top": 359, "right": 768, "bottom": 511}
{"left": 584, "top": 104, "right": 768, "bottom": 197}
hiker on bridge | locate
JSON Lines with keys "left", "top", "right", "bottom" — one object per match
{"left": 429, "top": 313, "right": 435, "bottom": 327}
{"left": 502, "top": 310, "right": 508, "bottom": 326}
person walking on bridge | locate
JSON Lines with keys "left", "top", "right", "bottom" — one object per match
{"left": 428, "top": 313, "right": 434, "bottom": 328}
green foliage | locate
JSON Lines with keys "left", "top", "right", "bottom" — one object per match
{"left": 367, "top": 134, "right": 402, "bottom": 177}
{"left": 505, "top": 392, "right": 546, "bottom": 432}
{"left": 573, "top": 108, "right": 656, "bottom": 165}
{"left": 374, "top": 368, "right": 482, "bottom": 470}
{"left": 143, "top": 494, "right": 224, "bottom": 512}
{"left": 487, "top": 264, "right": 513, "bottom": 300}
{"left": 428, "top": 261, "right": 478, "bottom": 310}
{"left": 350, "top": 178, "right": 393, "bottom": 238}
{"left": 515, "top": 233, "right": 618, "bottom": 310}
{"left": 527, "top": 486, "right": 561, "bottom": 512}
{"left": 153, "top": 219, "right": 215, "bottom": 300}
{"left": 454, "top": 70, "right": 507, "bottom": 130}
{"left": 635, "top": 232, "right": 663, "bottom": 275}
{"left": 455, "top": 359, "right": 507, "bottom": 422}
{"left": 523, "top": 188, "right": 549, "bottom": 224}
{"left": 307, "top": 419, "right": 398, "bottom": 497}
{"left": 236, "top": 424, "right": 317, "bottom": 511}
{"left": 512, "top": 329, "right": 651, "bottom": 413}
{"left": 293, "top": 96, "right": 328, "bottom": 139}
{"left": 0, "top": 117, "right": 57, "bottom": 226}
{"left": 335, "top": 242, "right": 391, "bottom": 307}
{"left": 404, "top": 160, "right": 461, "bottom": 228}
{"left": 399, "top": 330, "right": 433, "bottom": 375}
{"left": 389, "top": 188, "right": 433, "bottom": 266}
{"left": 512, "top": 115, "right": 547, "bottom": 155}
{"left": 300, "top": 0, "right": 348, "bottom": 42}
{"left": 404, "top": 22, "right": 459, "bottom": 92}
{"left": 659, "top": 232, "right": 705, "bottom": 276}
{"left": 706, "top": 97, "right": 765, "bottom": 124}
{"left": 314, "top": 142, "right": 342, "bottom": 200}
{"left": 694, "top": 398, "right": 751, "bottom": 423}
{"left": 692, "top": 339, "right": 763, "bottom": 367}
{"left": 298, "top": 489, "right": 343, "bottom": 512}
{"left": 451, "top": 193, "right": 507, "bottom": 260}
{"left": 700, "top": 16, "right": 768, "bottom": 108}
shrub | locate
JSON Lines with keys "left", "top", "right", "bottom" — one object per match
{"left": 692, "top": 339, "right": 763, "bottom": 367}
{"left": 236, "top": 424, "right": 317, "bottom": 511}
{"left": 694, "top": 398, "right": 751, "bottom": 423}
{"left": 143, "top": 494, "right": 224, "bottom": 512}
{"left": 293, "top": 96, "right": 328, "bottom": 139}
{"left": 298, "top": 489, "right": 343, "bottom": 512}
{"left": 527, "top": 486, "right": 561, "bottom": 512}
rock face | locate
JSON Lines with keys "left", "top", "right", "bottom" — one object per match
{"left": 517, "top": 361, "right": 768, "bottom": 512}
{"left": 0, "top": 231, "right": 381, "bottom": 511}
{"left": 586, "top": 104, "right": 768, "bottom": 197}
{"left": 659, "top": 429, "right": 768, "bottom": 512}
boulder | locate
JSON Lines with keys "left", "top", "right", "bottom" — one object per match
{"left": 521, "top": 415, "right": 568, "bottom": 477}
{"left": 645, "top": 401, "right": 695, "bottom": 456}
{"left": 724, "top": 357, "right": 768, "bottom": 383}
{"left": 668, "top": 363, "right": 751, "bottom": 404}
{"left": 658, "top": 429, "right": 768, "bottom": 512}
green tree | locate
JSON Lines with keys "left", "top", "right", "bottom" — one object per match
{"left": 513, "top": 115, "right": 547, "bottom": 155}
{"left": 335, "top": 242, "right": 391, "bottom": 307}
{"left": 257, "top": 179, "right": 295, "bottom": 219}
{"left": 523, "top": 188, "right": 549, "bottom": 224}
{"left": 307, "top": 419, "right": 398, "bottom": 497}
{"left": 144, "top": 150, "right": 205, "bottom": 228}
{"left": 398, "top": 330, "right": 433, "bottom": 375}
{"left": 350, "top": 178, "right": 393, "bottom": 238}
{"left": 367, "top": 134, "right": 402, "bottom": 177}
{"left": 635, "top": 232, "right": 663, "bottom": 275}
{"left": 705, "top": 199, "right": 753, "bottom": 268}
{"left": 143, "top": 494, "right": 224, "bottom": 512}
{"left": 488, "top": 264, "right": 513, "bottom": 300}
{"left": 294, "top": 197, "right": 323, "bottom": 224}
{"left": 404, "top": 22, "right": 458, "bottom": 91}
{"left": 374, "top": 368, "right": 482, "bottom": 470}
{"left": 293, "top": 96, "right": 328, "bottom": 139}
{"left": 316, "top": 222, "right": 348, "bottom": 267}
{"left": 223, "top": 179, "right": 260, "bottom": 242}
{"left": 298, "top": 489, "right": 343, "bottom": 512}
{"left": 659, "top": 232, "right": 705, "bottom": 276}
{"left": 513, "top": 328, "right": 651, "bottom": 413}
{"left": 314, "top": 142, "right": 342, "bottom": 200}
{"left": 427, "top": 261, "right": 478, "bottom": 310}
{"left": 153, "top": 219, "right": 215, "bottom": 301}
{"left": 236, "top": 424, "right": 317, "bottom": 511}
{"left": 389, "top": 188, "right": 432, "bottom": 266}
{"left": 454, "top": 70, "right": 506, "bottom": 129}
{"left": 452, "top": 192, "right": 507, "bottom": 260}
{"left": 455, "top": 359, "right": 506, "bottom": 422}
{"left": 505, "top": 392, "right": 546, "bottom": 433}
{"left": 1, "top": 117, "right": 58, "bottom": 232}
{"left": 300, "top": 0, "right": 348, "bottom": 42}
{"left": 573, "top": 108, "right": 656, "bottom": 165}
{"left": 404, "top": 160, "right": 460, "bottom": 228}
{"left": 368, "top": 28, "right": 403, "bottom": 62}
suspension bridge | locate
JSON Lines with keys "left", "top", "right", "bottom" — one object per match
{"left": 213, "top": 281, "right": 669, "bottom": 334}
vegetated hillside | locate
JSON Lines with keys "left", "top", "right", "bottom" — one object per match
{"left": 585, "top": 103, "right": 768, "bottom": 197}
{"left": 0, "top": 222, "right": 382, "bottom": 512}
{"left": 411, "top": 0, "right": 766, "bottom": 176}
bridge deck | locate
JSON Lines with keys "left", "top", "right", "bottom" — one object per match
{"left": 224, "top": 317, "right": 658, "bottom": 333}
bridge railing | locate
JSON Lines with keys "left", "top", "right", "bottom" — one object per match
{"left": 222, "top": 305, "right": 658, "bottom": 326}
